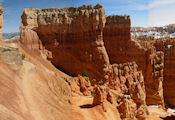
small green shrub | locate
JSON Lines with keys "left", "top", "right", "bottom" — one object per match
{"left": 21, "top": 54, "right": 25, "bottom": 60}
{"left": 82, "top": 69, "right": 91, "bottom": 82}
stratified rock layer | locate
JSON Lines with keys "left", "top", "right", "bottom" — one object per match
{"left": 154, "top": 38, "right": 175, "bottom": 107}
{"left": 132, "top": 37, "right": 175, "bottom": 107}
{"left": 104, "top": 15, "right": 131, "bottom": 64}
{"left": 104, "top": 16, "right": 164, "bottom": 106}
{"left": 20, "top": 4, "right": 110, "bottom": 82}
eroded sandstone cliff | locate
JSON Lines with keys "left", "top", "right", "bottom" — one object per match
{"left": 131, "top": 36, "right": 175, "bottom": 107}
{"left": 154, "top": 38, "right": 175, "bottom": 107}
{"left": 20, "top": 4, "right": 109, "bottom": 83}
{"left": 103, "top": 15, "right": 165, "bottom": 106}
{"left": 0, "top": 3, "right": 173, "bottom": 120}
{"left": 19, "top": 4, "right": 151, "bottom": 119}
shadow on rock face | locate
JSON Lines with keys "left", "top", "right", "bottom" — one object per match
{"left": 79, "top": 104, "right": 95, "bottom": 109}
{"left": 161, "top": 115, "right": 175, "bottom": 120}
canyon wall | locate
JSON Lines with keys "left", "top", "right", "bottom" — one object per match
{"left": 132, "top": 37, "right": 175, "bottom": 107}
{"left": 19, "top": 4, "right": 151, "bottom": 119}
{"left": 154, "top": 39, "right": 175, "bottom": 107}
{"left": 103, "top": 16, "right": 164, "bottom": 106}
{"left": 20, "top": 4, "right": 164, "bottom": 109}
{"left": 20, "top": 4, "right": 110, "bottom": 83}
{"left": 164, "top": 43, "right": 175, "bottom": 107}
{"left": 103, "top": 15, "right": 131, "bottom": 64}
{"left": 67, "top": 62, "right": 148, "bottom": 119}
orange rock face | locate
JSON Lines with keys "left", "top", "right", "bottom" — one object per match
{"left": 117, "top": 98, "right": 137, "bottom": 120}
{"left": 103, "top": 16, "right": 164, "bottom": 106}
{"left": 66, "top": 75, "right": 93, "bottom": 96}
{"left": 93, "top": 85, "right": 109, "bottom": 106}
{"left": 20, "top": 29, "right": 43, "bottom": 51}
{"left": 20, "top": 4, "right": 110, "bottom": 83}
{"left": 92, "top": 62, "right": 149, "bottom": 119}
{"left": 103, "top": 15, "right": 131, "bottom": 64}
{"left": 20, "top": 29, "right": 52, "bottom": 59}
{"left": 153, "top": 38, "right": 175, "bottom": 107}
{"left": 130, "top": 37, "right": 175, "bottom": 107}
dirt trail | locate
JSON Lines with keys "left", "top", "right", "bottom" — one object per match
{"left": 21, "top": 61, "right": 44, "bottom": 120}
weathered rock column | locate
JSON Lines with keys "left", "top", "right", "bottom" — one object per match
{"left": 103, "top": 15, "right": 165, "bottom": 106}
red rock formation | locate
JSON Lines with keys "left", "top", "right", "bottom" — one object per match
{"left": 92, "top": 62, "right": 149, "bottom": 119}
{"left": 148, "top": 51, "right": 164, "bottom": 106}
{"left": 103, "top": 15, "right": 131, "bottom": 64}
{"left": 103, "top": 16, "right": 164, "bottom": 106}
{"left": 164, "top": 46, "right": 175, "bottom": 107}
{"left": 20, "top": 29, "right": 52, "bottom": 59}
{"left": 20, "top": 29, "right": 43, "bottom": 51}
{"left": 117, "top": 98, "right": 137, "bottom": 120}
{"left": 20, "top": 7, "right": 164, "bottom": 108}
{"left": 19, "top": 3, "right": 175, "bottom": 119}
{"left": 129, "top": 37, "right": 175, "bottom": 107}
{"left": 20, "top": 4, "right": 110, "bottom": 83}
{"left": 1, "top": 3, "right": 175, "bottom": 120}
{"left": 153, "top": 38, "right": 175, "bottom": 107}
{"left": 93, "top": 85, "right": 109, "bottom": 106}
{"left": 66, "top": 75, "right": 93, "bottom": 96}
{"left": 130, "top": 36, "right": 175, "bottom": 108}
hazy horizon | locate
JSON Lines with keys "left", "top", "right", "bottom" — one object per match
{"left": 1, "top": 0, "right": 175, "bottom": 33}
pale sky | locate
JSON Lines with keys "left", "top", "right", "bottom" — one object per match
{"left": 149, "top": 0, "right": 175, "bottom": 27}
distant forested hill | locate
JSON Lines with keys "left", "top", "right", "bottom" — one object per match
{"left": 2, "top": 32, "right": 20, "bottom": 40}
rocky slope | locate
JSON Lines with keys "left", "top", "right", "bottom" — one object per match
{"left": 0, "top": 42, "right": 72, "bottom": 120}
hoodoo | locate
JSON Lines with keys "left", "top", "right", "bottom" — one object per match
{"left": 103, "top": 15, "right": 164, "bottom": 106}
